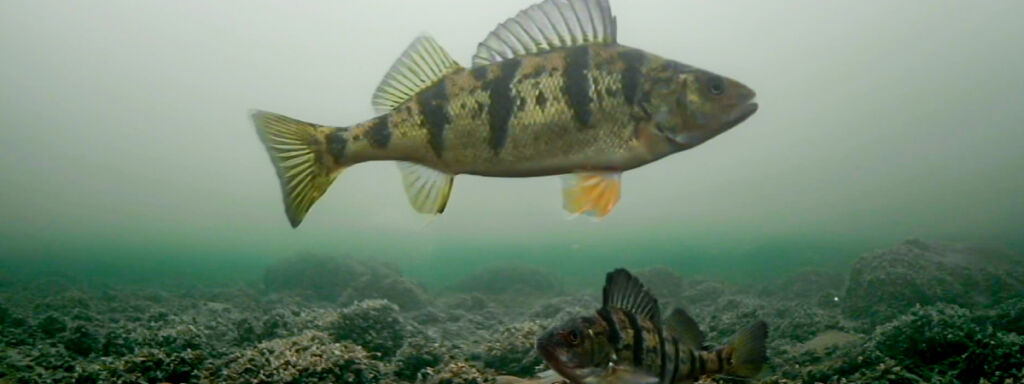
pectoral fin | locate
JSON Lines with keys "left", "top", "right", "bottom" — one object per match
{"left": 561, "top": 172, "right": 622, "bottom": 218}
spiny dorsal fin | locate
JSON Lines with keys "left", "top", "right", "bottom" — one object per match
{"left": 372, "top": 35, "right": 462, "bottom": 114}
{"left": 665, "top": 308, "right": 705, "bottom": 350}
{"left": 397, "top": 161, "right": 454, "bottom": 214}
{"left": 472, "top": 0, "right": 617, "bottom": 67}
{"left": 603, "top": 268, "right": 661, "bottom": 324}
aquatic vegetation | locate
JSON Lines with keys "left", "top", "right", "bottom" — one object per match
{"left": 0, "top": 240, "right": 1019, "bottom": 383}
{"left": 395, "top": 337, "right": 448, "bottom": 381}
{"left": 264, "top": 254, "right": 430, "bottom": 310}
{"left": 844, "top": 239, "right": 1024, "bottom": 327}
{"left": 209, "top": 331, "right": 393, "bottom": 384}
{"left": 34, "top": 313, "right": 67, "bottom": 338}
{"left": 423, "top": 361, "right": 494, "bottom": 384}
{"left": 61, "top": 323, "right": 101, "bottom": 357}
{"left": 765, "top": 303, "right": 1024, "bottom": 383}
{"left": 330, "top": 299, "right": 407, "bottom": 358}
{"left": 481, "top": 321, "right": 545, "bottom": 377}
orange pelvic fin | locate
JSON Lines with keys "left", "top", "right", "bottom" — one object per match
{"left": 560, "top": 172, "right": 622, "bottom": 218}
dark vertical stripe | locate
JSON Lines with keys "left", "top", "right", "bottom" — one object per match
{"left": 416, "top": 80, "right": 450, "bottom": 158}
{"left": 624, "top": 311, "right": 644, "bottom": 367}
{"left": 669, "top": 337, "right": 680, "bottom": 384}
{"left": 366, "top": 115, "right": 391, "bottom": 149}
{"left": 695, "top": 350, "right": 704, "bottom": 378}
{"left": 471, "top": 65, "right": 490, "bottom": 82}
{"left": 485, "top": 58, "right": 520, "bottom": 154}
{"left": 597, "top": 307, "right": 622, "bottom": 347}
{"left": 657, "top": 326, "right": 666, "bottom": 383}
{"left": 713, "top": 348, "right": 725, "bottom": 374}
{"left": 326, "top": 129, "right": 347, "bottom": 160}
{"left": 564, "top": 45, "right": 593, "bottom": 128}
{"left": 684, "top": 348, "right": 697, "bottom": 380}
{"left": 618, "top": 48, "right": 647, "bottom": 107}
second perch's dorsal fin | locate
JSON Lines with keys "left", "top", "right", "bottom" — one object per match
{"left": 603, "top": 268, "right": 661, "bottom": 324}
{"left": 472, "top": 0, "right": 617, "bottom": 67}
{"left": 372, "top": 35, "right": 463, "bottom": 114}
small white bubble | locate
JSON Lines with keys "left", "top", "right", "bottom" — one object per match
{"left": 833, "top": 296, "right": 840, "bottom": 302}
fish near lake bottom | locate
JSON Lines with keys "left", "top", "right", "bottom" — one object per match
{"left": 252, "top": 0, "right": 758, "bottom": 227}
{"left": 535, "top": 269, "right": 768, "bottom": 384}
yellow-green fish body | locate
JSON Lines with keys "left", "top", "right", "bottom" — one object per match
{"left": 253, "top": 0, "right": 758, "bottom": 227}
{"left": 535, "top": 269, "right": 768, "bottom": 384}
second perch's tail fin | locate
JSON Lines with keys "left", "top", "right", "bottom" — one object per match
{"left": 252, "top": 110, "right": 344, "bottom": 228}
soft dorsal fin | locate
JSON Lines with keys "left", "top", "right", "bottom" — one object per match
{"left": 472, "top": 0, "right": 617, "bottom": 67}
{"left": 603, "top": 268, "right": 660, "bottom": 324}
{"left": 372, "top": 35, "right": 463, "bottom": 114}
{"left": 665, "top": 308, "right": 706, "bottom": 350}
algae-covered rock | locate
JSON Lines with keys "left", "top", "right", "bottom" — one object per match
{"left": 104, "top": 348, "right": 207, "bottom": 384}
{"left": 454, "top": 265, "right": 562, "bottom": 296}
{"left": 329, "top": 299, "right": 406, "bottom": 358}
{"left": 425, "top": 361, "right": 494, "bottom": 384}
{"left": 481, "top": 321, "right": 545, "bottom": 377}
{"left": 765, "top": 303, "right": 1024, "bottom": 384}
{"left": 632, "top": 267, "right": 727, "bottom": 308}
{"left": 209, "top": 331, "right": 392, "bottom": 384}
{"left": 760, "top": 268, "right": 845, "bottom": 304}
{"left": 61, "top": 323, "right": 101, "bottom": 357}
{"left": 843, "top": 239, "right": 1024, "bottom": 327}
{"left": 395, "top": 337, "right": 448, "bottom": 381}
{"left": 263, "top": 254, "right": 430, "bottom": 310}
{"left": 35, "top": 313, "right": 68, "bottom": 338}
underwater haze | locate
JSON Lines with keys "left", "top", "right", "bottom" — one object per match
{"left": 2, "top": 0, "right": 1023, "bottom": 284}
{"left": 1, "top": 1, "right": 1024, "bottom": 382}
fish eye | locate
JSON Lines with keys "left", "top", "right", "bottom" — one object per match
{"left": 565, "top": 330, "right": 581, "bottom": 345}
{"left": 707, "top": 76, "right": 725, "bottom": 96}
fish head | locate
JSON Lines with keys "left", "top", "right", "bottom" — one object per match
{"left": 535, "top": 315, "right": 615, "bottom": 383}
{"left": 647, "top": 62, "right": 758, "bottom": 149}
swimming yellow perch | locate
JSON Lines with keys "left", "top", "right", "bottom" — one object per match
{"left": 252, "top": 0, "right": 758, "bottom": 227}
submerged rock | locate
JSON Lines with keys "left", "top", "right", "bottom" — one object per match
{"left": 843, "top": 239, "right": 1024, "bottom": 326}
{"left": 329, "top": 299, "right": 407, "bottom": 358}
{"left": 424, "top": 361, "right": 494, "bottom": 384}
{"left": 481, "top": 321, "right": 545, "bottom": 377}
{"left": 263, "top": 253, "right": 430, "bottom": 310}
{"left": 209, "top": 331, "right": 392, "bottom": 384}
{"left": 454, "top": 264, "right": 562, "bottom": 296}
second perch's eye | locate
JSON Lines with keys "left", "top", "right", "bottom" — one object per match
{"left": 708, "top": 76, "right": 725, "bottom": 95}
{"left": 567, "top": 330, "right": 581, "bottom": 344}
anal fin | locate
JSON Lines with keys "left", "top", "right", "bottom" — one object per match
{"left": 398, "top": 162, "right": 454, "bottom": 214}
{"left": 561, "top": 172, "right": 622, "bottom": 218}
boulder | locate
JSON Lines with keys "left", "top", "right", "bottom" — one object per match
{"left": 263, "top": 254, "right": 430, "bottom": 310}
{"left": 843, "top": 239, "right": 1024, "bottom": 326}
{"left": 453, "top": 264, "right": 562, "bottom": 296}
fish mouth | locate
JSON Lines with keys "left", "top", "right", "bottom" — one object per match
{"left": 722, "top": 101, "right": 758, "bottom": 130}
{"left": 537, "top": 343, "right": 586, "bottom": 384}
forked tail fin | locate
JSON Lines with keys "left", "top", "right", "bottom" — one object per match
{"left": 723, "top": 320, "right": 768, "bottom": 378}
{"left": 251, "top": 110, "right": 345, "bottom": 228}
